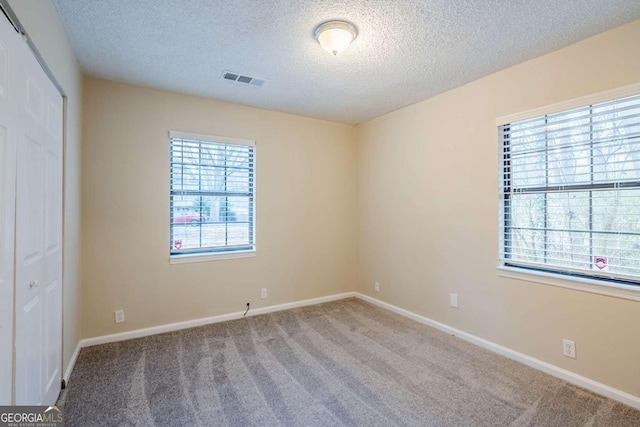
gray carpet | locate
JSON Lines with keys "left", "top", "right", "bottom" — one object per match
{"left": 58, "top": 298, "right": 640, "bottom": 426}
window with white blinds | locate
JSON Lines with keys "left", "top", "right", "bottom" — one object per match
{"left": 170, "top": 132, "right": 255, "bottom": 256}
{"left": 499, "top": 93, "right": 640, "bottom": 286}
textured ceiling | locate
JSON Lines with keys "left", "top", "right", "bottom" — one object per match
{"left": 53, "top": 0, "right": 640, "bottom": 124}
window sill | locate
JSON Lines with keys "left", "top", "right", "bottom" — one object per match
{"left": 170, "top": 250, "right": 256, "bottom": 264}
{"left": 497, "top": 265, "right": 640, "bottom": 302}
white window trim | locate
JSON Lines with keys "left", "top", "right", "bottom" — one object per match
{"left": 496, "top": 82, "right": 640, "bottom": 301}
{"left": 497, "top": 265, "right": 640, "bottom": 302}
{"left": 169, "top": 249, "right": 256, "bottom": 264}
{"left": 169, "top": 130, "right": 255, "bottom": 147}
{"left": 169, "top": 130, "right": 256, "bottom": 261}
{"left": 496, "top": 81, "right": 640, "bottom": 126}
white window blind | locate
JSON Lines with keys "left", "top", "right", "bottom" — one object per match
{"left": 499, "top": 93, "right": 640, "bottom": 286}
{"left": 170, "top": 132, "right": 255, "bottom": 256}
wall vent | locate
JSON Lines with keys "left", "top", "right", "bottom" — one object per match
{"left": 222, "top": 71, "right": 266, "bottom": 87}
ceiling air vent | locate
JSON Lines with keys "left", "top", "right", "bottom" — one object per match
{"left": 222, "top": 71, "right": 266, "bottom": 87}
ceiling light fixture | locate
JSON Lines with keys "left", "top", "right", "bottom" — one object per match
{"left": 314, "top": 20, "right": 358, "bottom": 56}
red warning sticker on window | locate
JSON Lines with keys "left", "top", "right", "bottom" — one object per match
{"left": 593, "top": 256, "right": 608, "bottom": 270}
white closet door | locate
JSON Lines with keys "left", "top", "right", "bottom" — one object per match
{"left": 14, "top": 24, "right": 63, "bottom": 405}
{"left": 0, "top": 13, "right": 20, "bottom": 406}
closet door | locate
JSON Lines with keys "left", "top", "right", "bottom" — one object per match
{"left": 0, "top": 13, "right": 19, "bottom": 406}
{"left": 14, "top": 28, "right": 63, "bottom": 405}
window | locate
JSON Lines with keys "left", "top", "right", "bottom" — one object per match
{"left": 499, "top": 93, "right": 640, "bottom": 286}
{"left": 170, "top": 131, "right": 255, "bottom": 258}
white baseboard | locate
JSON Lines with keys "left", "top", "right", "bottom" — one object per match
{"left": 63, "top": 341, "right": 81, "bottom": 385}
{"left": 354, "top": 292, "right": 640, "bottom": 411}
{"left": 73, "top": 290, "right": 639, "bottom": 411}
{"left": 80, "top": 292, "right": 357, "bottom": 348}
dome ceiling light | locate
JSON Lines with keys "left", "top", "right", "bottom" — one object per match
{"left": 314, "top": 20, "right": 358, "bottom": 56}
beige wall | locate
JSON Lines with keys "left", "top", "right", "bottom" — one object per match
{"left": 81, "top": 77, "right": 357, "bottom": 337}
{"left": 9, "top": 0, "right": 83, "bottom": 376}
{"left": 356, "top": 19, "right": 640, "bottom": 397}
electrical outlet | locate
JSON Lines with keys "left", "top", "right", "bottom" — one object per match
{"left": 261, "top": 288, "right": 267, "bottom": 299}
{"left": 114, "top": 309, "right": 125, "bottom": 324}
{"left": 450, "top": 293, "right": 459, "bottom": 308}
{"left": 374, "top": 282, "right": 380, "bottom": 292}
{"left": 563, "top": 339, "right": 576, "bottom": 359}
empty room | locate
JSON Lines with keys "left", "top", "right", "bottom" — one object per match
{"left": 1, "top": 0, "right": 639, "bottom": 426}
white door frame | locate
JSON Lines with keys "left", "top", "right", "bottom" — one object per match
{"left": 0, "top": 12, "right": 20, "bottom": 405}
